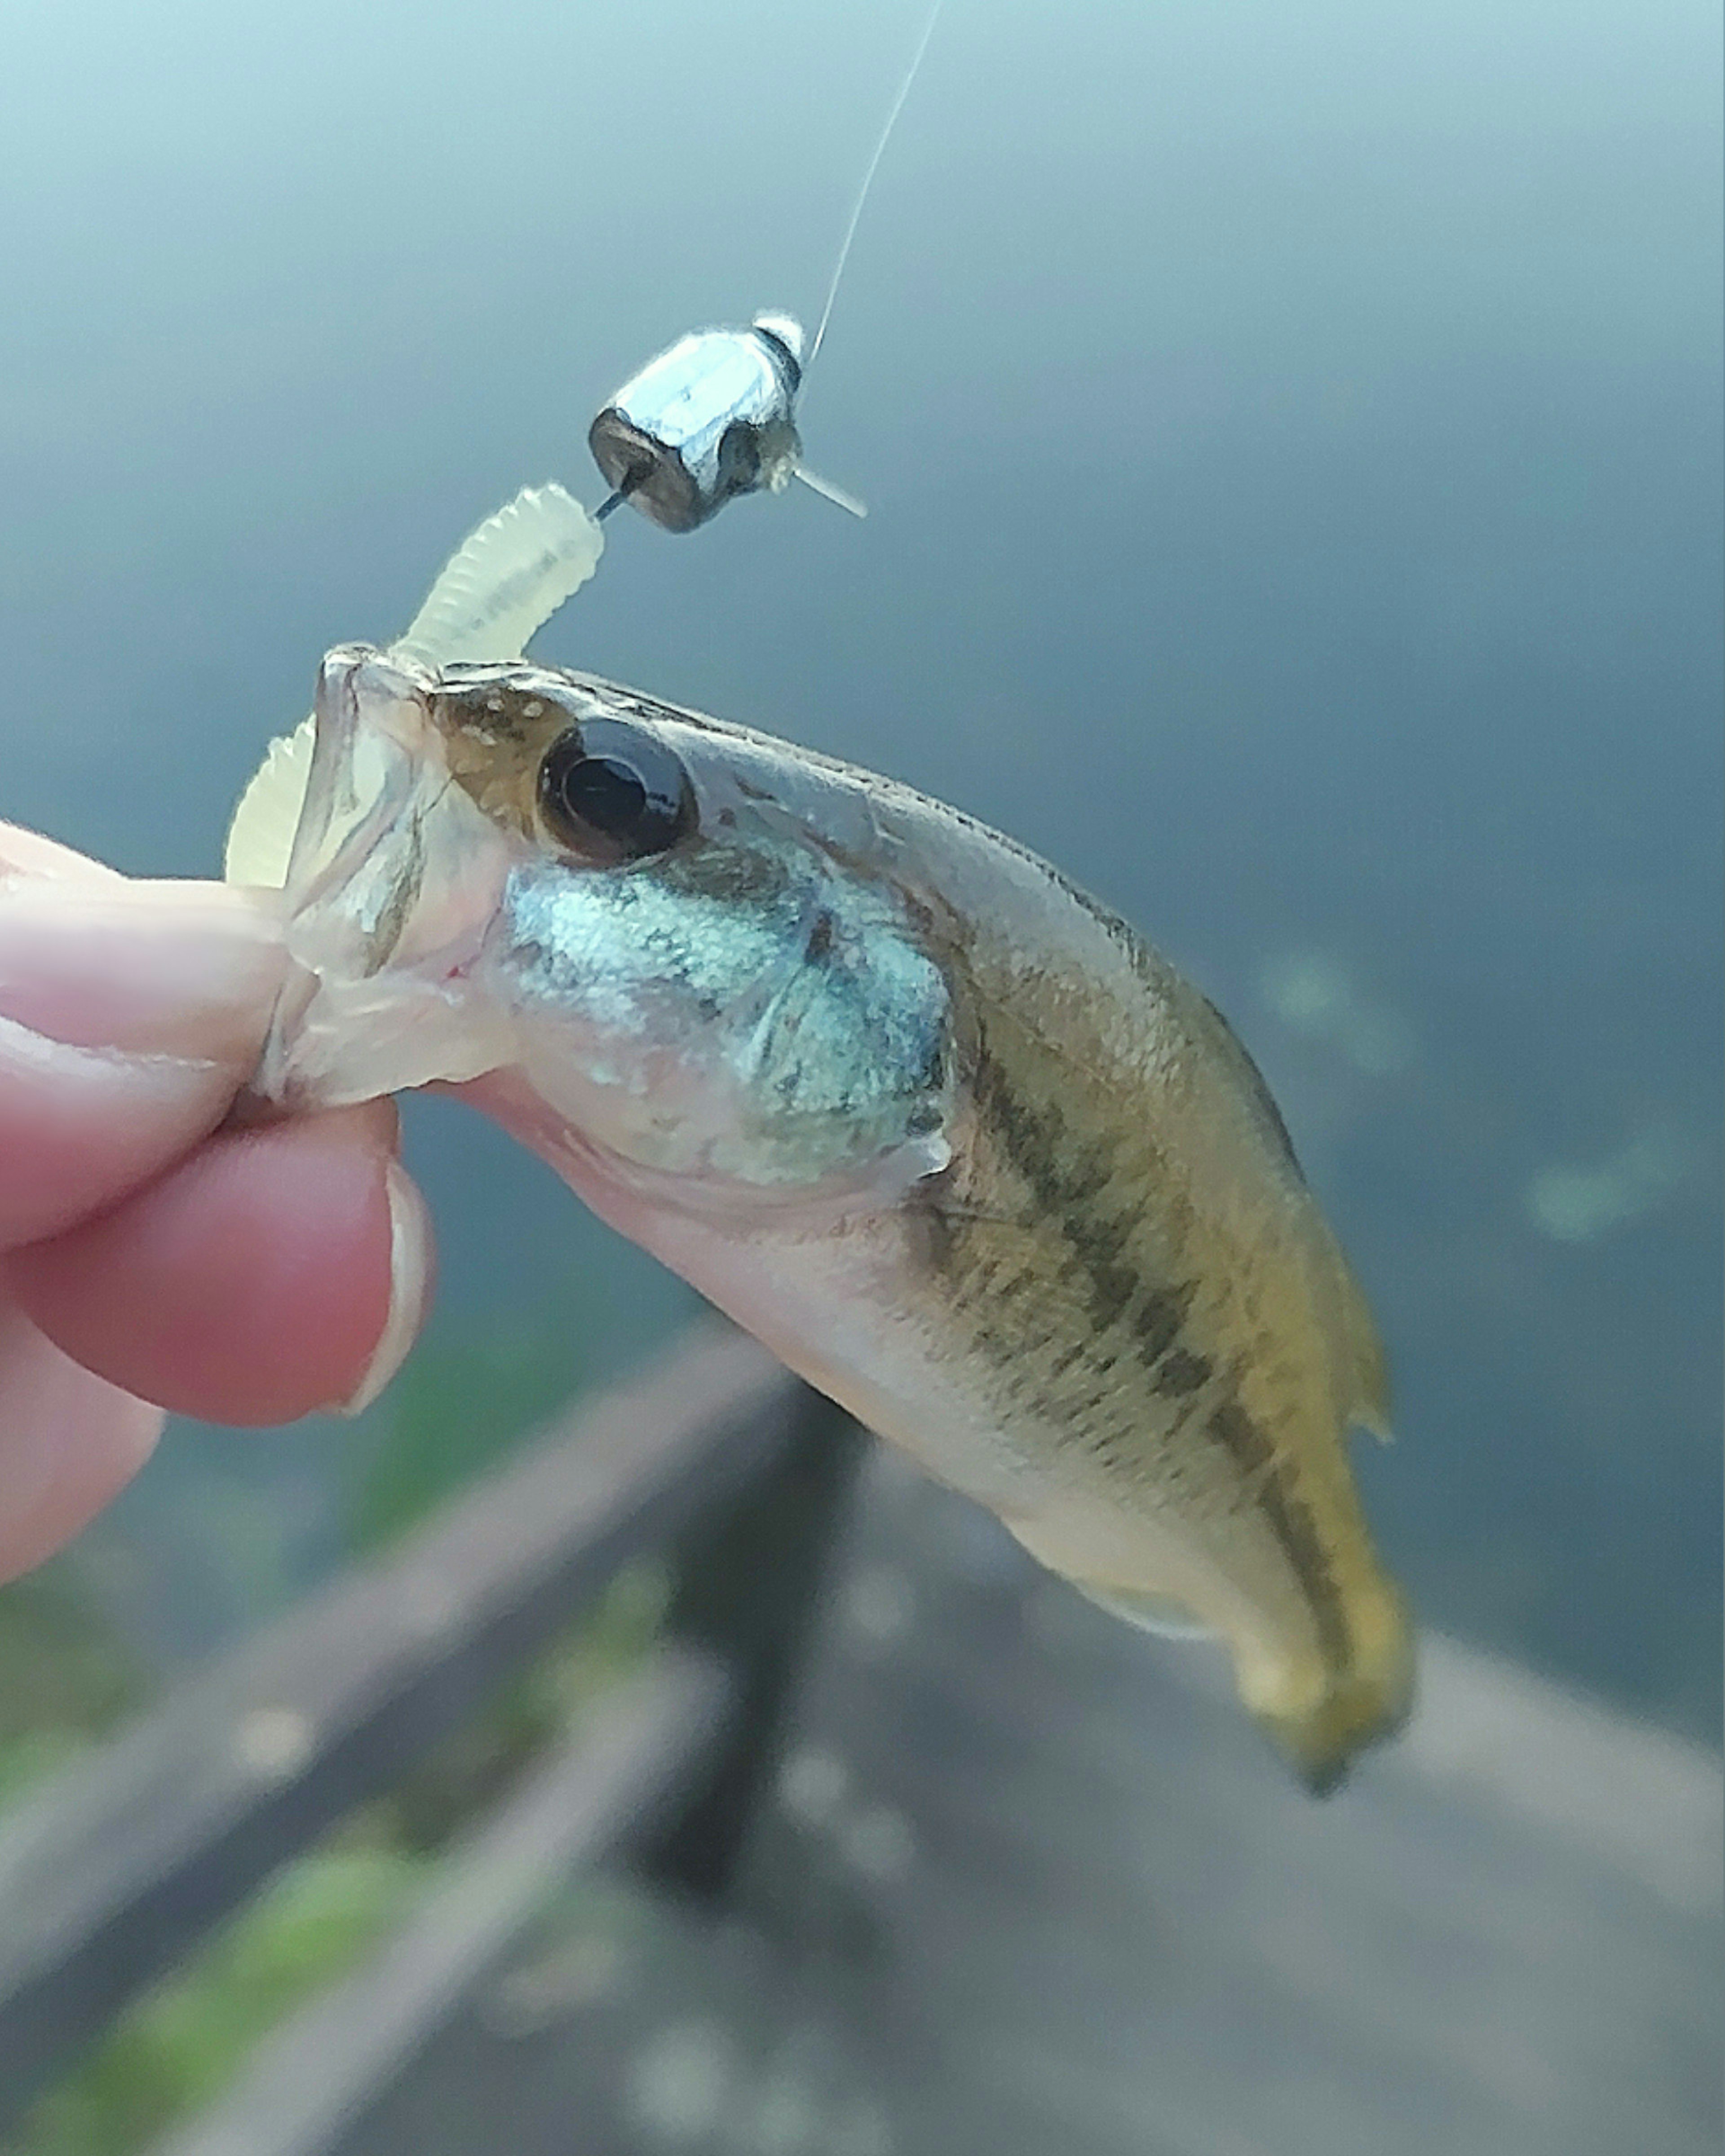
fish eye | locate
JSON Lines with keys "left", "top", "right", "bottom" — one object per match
{"left": 537, "top": 718, "right": 696, "bottom": 866}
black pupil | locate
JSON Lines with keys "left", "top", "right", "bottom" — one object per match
{"left": 566, "top": 754, "right": 647, "bottom": 832}
{"left": 540, "top": 720, "right": 691, "bottom": 863}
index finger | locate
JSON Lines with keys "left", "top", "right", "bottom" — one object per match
{"left": 0, "top": 874, "right": 286, "bottom": 1248}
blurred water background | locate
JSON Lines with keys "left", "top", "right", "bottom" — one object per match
{"left": 1, "top": 0, "right": 1718, "bottom": 1775}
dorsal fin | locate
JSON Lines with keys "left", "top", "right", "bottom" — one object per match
{"left": 1336, "top": 1244, "right": 1393, "bottom": 1439}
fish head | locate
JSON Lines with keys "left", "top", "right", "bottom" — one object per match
{"left": 254, "top": 646, "right": 958, "bottom": 1209}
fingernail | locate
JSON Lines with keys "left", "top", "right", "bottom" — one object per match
{"left": 0, "top": 879, "right": 286, "bottom": 1063}
{"left": 337, "top": 1160, "right": 432, "bottom": 1416}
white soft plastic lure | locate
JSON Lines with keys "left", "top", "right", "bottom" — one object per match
{"left": 225, "top": 483, "right": 605, "bottom": 890}
{"left": 226, "top": 496, "right": 1411, "bottom": 1789}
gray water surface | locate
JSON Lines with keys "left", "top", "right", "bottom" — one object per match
{"left": 2, "top": 0, "right": 1719, "bottom": 1733}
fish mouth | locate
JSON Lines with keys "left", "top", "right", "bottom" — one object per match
{"left": 255, "top": 645, "right": 518, "bottom": 1109}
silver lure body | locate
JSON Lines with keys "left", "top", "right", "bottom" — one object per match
{"left": 589, "top": 315, "right": 806, "bottom": 533}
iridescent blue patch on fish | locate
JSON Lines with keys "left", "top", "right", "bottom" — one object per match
{"left": 492, "top": 831, "right": 953, "bottom": 1189}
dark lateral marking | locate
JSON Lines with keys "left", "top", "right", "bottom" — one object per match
{"left": 1081, "top": 1247, "right": 1138, "bottom": 1338}
{"left": 961, "top": 1041, "right": 1350, "bottom": 1619}
{"left": 1205, "top": 1399, "right": 1271, "bottom": 1476}
{"left": 1013, "top": 862, "right": 1307, "bottom": 1190}
{"left": 970, "top": 1047, "right": 1197, "bottom": 1381}
{"left": 1154, "top": 1346, "right": 1211, "bottom": 1397}
{"left": 1134, "top": 1286, "right": 1187, "bottom": 1366}
{"left": 1206, "top": 1401, "right": 1352, "bottom": 1666}
{"left": 991, "top": 1084, "right": 1115, "bottom": 1225}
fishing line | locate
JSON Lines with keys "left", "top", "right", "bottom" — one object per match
{"left": 808, "top": 0, "right": 946, "bottom": 369}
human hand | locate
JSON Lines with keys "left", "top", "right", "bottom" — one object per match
{"left": 0, "top": 823, "right": 432, "bottom": 1584}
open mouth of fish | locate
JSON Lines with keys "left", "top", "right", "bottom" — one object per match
{"left": 244, "top": 646, "right": 521, "bottom": 1110}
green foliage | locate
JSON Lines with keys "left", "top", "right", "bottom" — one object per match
{"left": 4, "top": 1571, "right": 664, "bottom": 2156}
{"left": 380, "top": 1562, "right": 670, "bottom": 1851}
{"left": 0, "top": 1577, "right": 138, "bottom": 1808}
{"left": 7, "top": 1842, "right": 425, "bottom": 2156}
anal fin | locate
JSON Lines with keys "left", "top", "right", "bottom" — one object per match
{"left": 1075, "top": 1581, "right": 1216, "bottom": 1643}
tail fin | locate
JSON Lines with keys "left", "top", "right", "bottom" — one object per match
{"left": 1256, "top": 1582, "right": 1415, "bottom": 1794}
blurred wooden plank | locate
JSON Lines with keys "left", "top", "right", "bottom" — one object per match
{"left": 144, "top": 1649, "right": 730, "bottom": 2156}
{"left": 753, "top": 1460, "right": 1724, "bottom": 2156}
{"left": 330, "top": 1456, "right": 1723, "bottom": 2156}
{"left": 0, "top": 1326, "right": 795, "bottom": 2124}
{"left": 1400, "top": 1631, "right": 1723, "bottom": 1914}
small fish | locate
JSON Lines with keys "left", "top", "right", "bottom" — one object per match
{"left": 227, "top": 522, "right": 1412, "bottom": 1787}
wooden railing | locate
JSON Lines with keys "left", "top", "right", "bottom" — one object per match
{"left": 0, "top": 1326, "right": 864, "bottom": 2147}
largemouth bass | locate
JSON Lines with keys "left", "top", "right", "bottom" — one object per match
{"left": 227, "top": 600, "right": 1411, "bottom": 1788}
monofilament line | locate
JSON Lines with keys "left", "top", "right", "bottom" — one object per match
{"left": 807, "top": 0, "right": 946, "bottom": 368}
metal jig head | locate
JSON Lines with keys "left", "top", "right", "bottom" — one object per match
{"left": 587, "top": 3, "right": 940, "bottom": 538}
{"left": 588, "top": 311, "right": 815, "bottom": 534}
